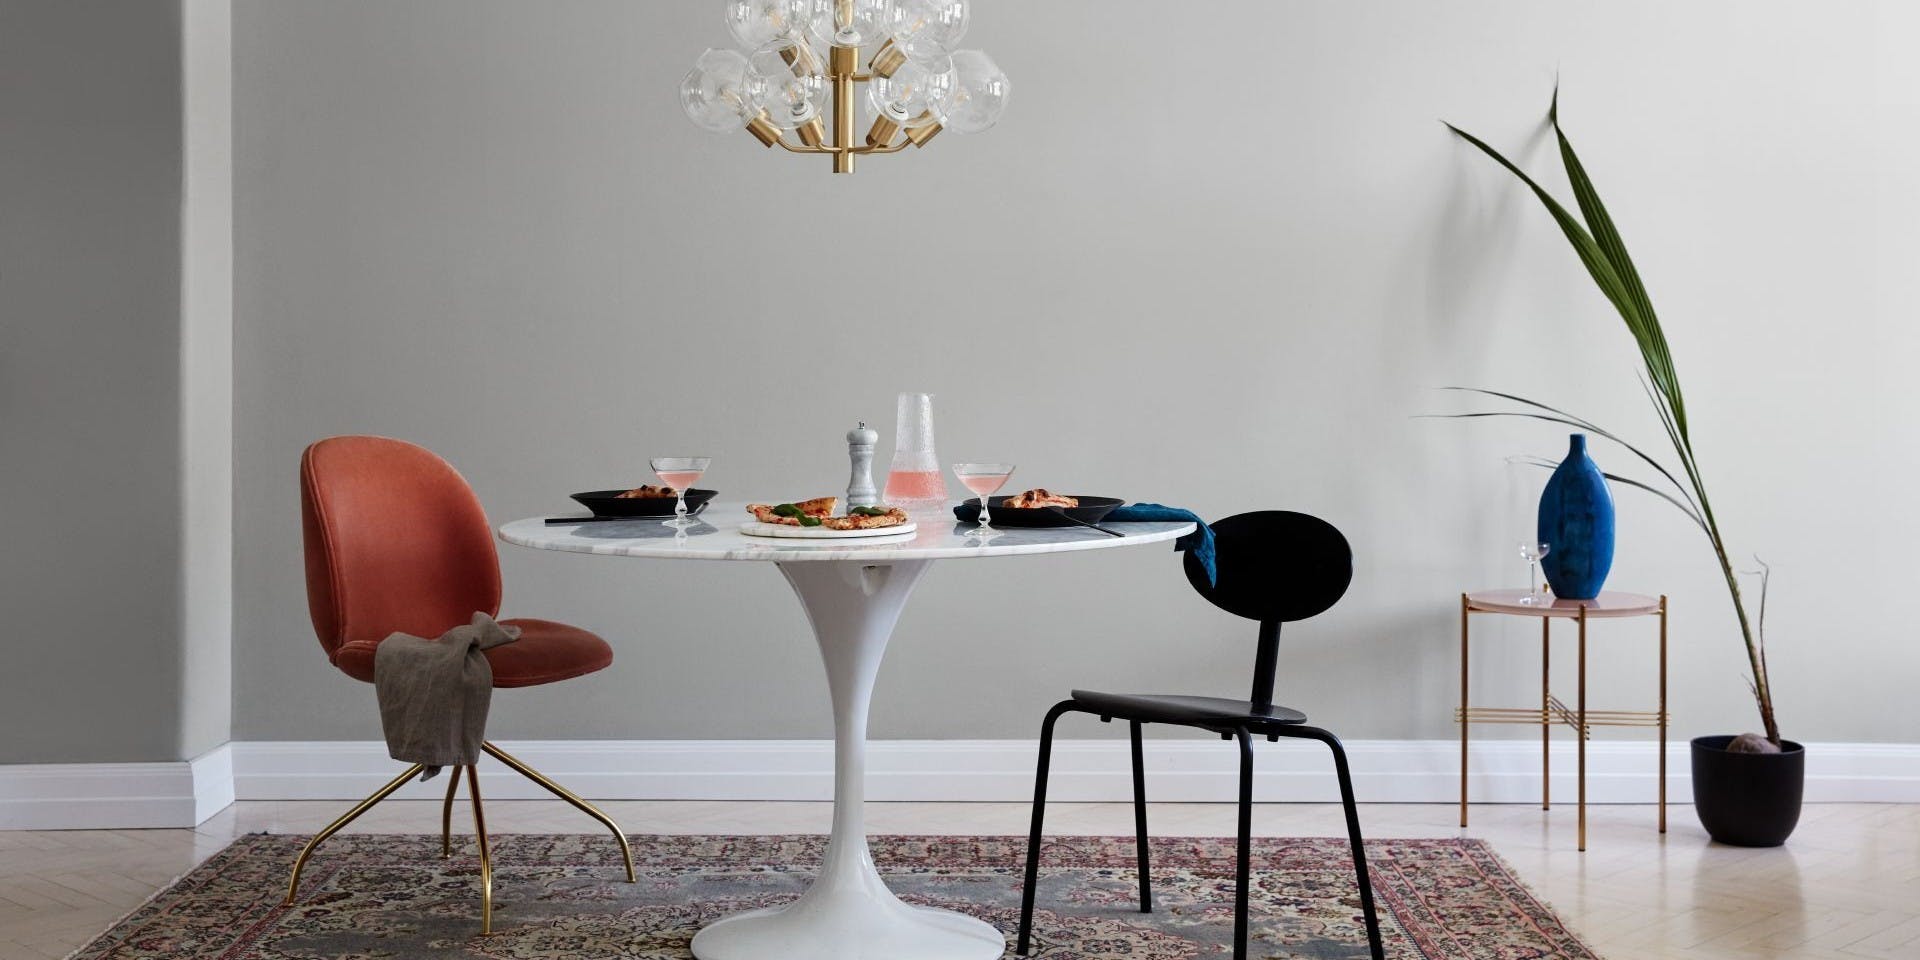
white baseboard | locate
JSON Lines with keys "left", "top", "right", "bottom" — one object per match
{"left": 230, "top": 738, "right": 1920, "bottom": 805}
{"left": 9, "top": 739, "right": 1916, "bottom": 830}
{"left": 0, "top": 743, "right": 234, "bottom": 830}
{"left": 191, "top": 742, "right": 236, "bottom": 822}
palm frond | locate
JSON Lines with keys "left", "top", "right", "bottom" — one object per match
{"left": 1444, "top": 123, "right": 1649, "bottom": 331}
{"left": 1440, "top": 387, "right": 1702, "bottom": 515}
{"left": 1549, "top": 88, "right": 1686, "bottom": 434}
{"left": 1446, "top": 92, "right": 1779, "bottom": 743}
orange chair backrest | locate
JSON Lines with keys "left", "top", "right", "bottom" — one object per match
{"left": 300, "top": 435, "right": 503, "bottom": 661}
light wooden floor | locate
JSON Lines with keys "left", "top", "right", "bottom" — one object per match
{"left": 2, "top": 800, "right": 1914, "bottom": 960}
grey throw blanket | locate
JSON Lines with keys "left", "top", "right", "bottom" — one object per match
{"left": 375, "top": 612, "right": 520, "bottom": 780}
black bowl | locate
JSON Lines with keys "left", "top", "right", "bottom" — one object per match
{"left": 960, "top": 495, "right": 1123, "bottom": 527}
{"left": 570, "top": 488, "right": 717, "bottom": 518}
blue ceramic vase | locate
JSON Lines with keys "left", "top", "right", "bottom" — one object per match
{"left": 1537, "top": 434, "right": 1615, "bottom": 600}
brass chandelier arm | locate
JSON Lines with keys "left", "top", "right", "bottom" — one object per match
{"left": 772, "top": 139, "right": 910, "bottom": 157}
{"left": 774, "top": 137, "right": 835, "bottom": 155}
{"left": 747, "top": 43, "right": 943, "bottom": 170}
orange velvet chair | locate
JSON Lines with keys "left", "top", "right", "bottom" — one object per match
{"left": 284, "top": 435, "right": 634, "bottom": 934}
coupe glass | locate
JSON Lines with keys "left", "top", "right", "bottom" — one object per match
{"left": 1518, "top": 541, "right": 1551, "bottom": 603}
{"left": 649, "top": 457, "right": 712, "bottom": 528}
{"left": 953, "top": 462, "right": 1014, "bottom": 531}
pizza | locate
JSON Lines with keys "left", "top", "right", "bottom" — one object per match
{"left": 746, "top": 497, "right": 839, "bottom": 525}
{"left": 1000, "top": 488, "right": 1079, "bottom": 509}
{"left": 746, "top": 499, "right": 907, "bottom": 530}
{"left": 819, "top": 507, "right": 908, "bottom": 530}
{"left": 614, "top": 484, "right": 679, "bottom": 499}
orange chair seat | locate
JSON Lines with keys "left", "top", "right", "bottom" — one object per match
{"left": 332, "top": 618, "right": 613, "bottom": 688}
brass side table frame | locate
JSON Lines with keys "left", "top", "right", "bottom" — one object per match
{"left": 1457, "top": 589, "right": 1668, "bottom": 851}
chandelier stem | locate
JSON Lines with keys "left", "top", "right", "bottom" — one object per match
{"left": 830, "top": 45, "right": 857, "bottom": 173}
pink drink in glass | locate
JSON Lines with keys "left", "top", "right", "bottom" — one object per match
{"left": 960, "top": 473, "right": 1010, "bottom": 497}
{"left": 951, "top": 462, "right": 1014, "bottom": 531}
{"left": 656, "top": 470, "right": 704, "bottom": 491}
{"left": 884, "top": 469, "right": 948, "bottom": 502}
{"left": 648, "top": 456, "right": 711, "bottom": 528}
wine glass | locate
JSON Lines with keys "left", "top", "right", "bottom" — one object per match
{"left": 649, "top": 457, "right": 712, "bottom": 528}
{"left": 952, "top": 462, "right": 1014, "bottom": 531}
{"left": 1518, "top": 541, "right": 1551, "bottom": 603}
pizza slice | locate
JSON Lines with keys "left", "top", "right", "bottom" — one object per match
{"left": 615, "top": 484, "right": 678, "bottom": 499}
{"left": 1001, "top": 488, "right": 1079, "bottom": 509}
{"left": 819, "top": 507, "right": 909, "bottom": 530}
{"left": 747, "top": 503, "right": 799, "bottom": 525}
{"left": 793, "top": 496, "right": 837, "bottom": 517}
{"left": 747, "top": 497, "right": 841, "bottom": 526}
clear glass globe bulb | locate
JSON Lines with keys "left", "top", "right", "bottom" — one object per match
{"left": 724, "top": 0, "right": 818, "bottom": 50}
{"left": 812, "top": 0, "right": 893, "bottom": 47}
{"left": 867, "top": 53, "right": 952, "bottom": 123}
{"left": 888, "top": 0, "right": 968, "bottom": 58}
{"left": 680, "top": 48, "right": 753, "bottom": 133}
{"left": 744, "top": 36, "right": 827, "bottom": 130}
{"left": 941, "top": 49, "right": 1008, "bottom": 134}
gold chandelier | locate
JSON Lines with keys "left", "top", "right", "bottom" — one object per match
{"left": 680, "top": 0, "right": 1010, "bottom": 174}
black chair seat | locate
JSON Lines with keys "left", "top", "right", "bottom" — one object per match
{"left": 1069, "top": 690, "right": 1307, "bottom": 729}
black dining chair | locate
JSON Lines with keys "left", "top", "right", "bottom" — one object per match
{"left": 1016, "top": 510, "right": 1386, "bottom": 960}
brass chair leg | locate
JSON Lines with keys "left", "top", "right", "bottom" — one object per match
{"left": 467, "top": 765, "right": 494, "bottom": 935}
{"left": 441, "top": 766, "right": 463, "bottom": 859}
{"left": 284, "top": 750, "right": 618, "bottom": 937}
{"left": 284, "top": 763, "right": 427, "bottom": 906}
{"left": 482, "top": 741, "right": 636, "bottom": 882}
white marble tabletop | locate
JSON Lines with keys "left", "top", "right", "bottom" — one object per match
{"left": 499, "top": 502, "right": 1194, "bottom": 562}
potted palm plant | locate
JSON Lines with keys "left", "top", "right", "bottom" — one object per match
{"left": 1443, "top": 91, "right": 1801, "bottom": 846}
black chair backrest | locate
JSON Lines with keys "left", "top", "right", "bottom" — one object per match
{"left": 1182, "top": 511, "right": 1353, "bottom": 712}
{"left": 1183, "top": 511, "right": 1352, "bottom": 623}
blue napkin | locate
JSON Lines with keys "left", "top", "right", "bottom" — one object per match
{"left": 949, "top": 501, "right": 1216, "bottom": 584}
{"left": 1106, "top": 504, "right": 1216, "bottom": 586}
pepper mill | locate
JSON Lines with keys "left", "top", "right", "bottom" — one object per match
{"left": 846, "top": 421, "right": 879, "bottom": 508}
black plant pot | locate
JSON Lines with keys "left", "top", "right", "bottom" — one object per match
{"left": 1691, "top": 735, "right": 1804, "bottom": 847}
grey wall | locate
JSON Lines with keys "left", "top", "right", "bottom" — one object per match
{"left": 233, "top": 1, "right": 1920, "bottom": 745}
{"left": 2, "top": 1, "right": 190, "bottom": 763}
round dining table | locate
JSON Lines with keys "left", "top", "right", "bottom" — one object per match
{"left": 499, "top": 503, "right": 1195, "bottom": 960}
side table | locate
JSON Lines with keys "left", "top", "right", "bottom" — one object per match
{"left": 1458, "top": 589, "right": 1668, "bottom": 851}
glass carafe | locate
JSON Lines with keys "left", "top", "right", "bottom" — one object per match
{"left": 883, "top": 392, "right": 949, "bottom": 505}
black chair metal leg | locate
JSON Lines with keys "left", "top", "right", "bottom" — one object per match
{"left": 1275, "top": 725, "right": 1386, "bottom": 960}
{"left": 1129, "top": 719, "right": 1152, "bottom": 913}
{"left": 1017, "top": 699, "right": 1078, "bottom": 956}
{"left": 1233, "top": 726, "right": 1255, "bottom": 960}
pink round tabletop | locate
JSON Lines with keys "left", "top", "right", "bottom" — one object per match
{"left": 1466, "top": 589, "right": 1661, "bottom": 618}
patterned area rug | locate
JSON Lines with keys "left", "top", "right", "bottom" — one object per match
{"left": 72, "top": 834, "right": 1599, "bottom": 960}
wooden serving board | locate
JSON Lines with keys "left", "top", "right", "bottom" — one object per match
{"left": 738, "top": 520, "right": 919, "bottom": 540}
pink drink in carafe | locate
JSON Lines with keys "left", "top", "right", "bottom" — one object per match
{"left": 883, "top": 392, "right": 948, "bottom": 505}
{"left": 885, "top": 469, "right": 950, "bottom": 501}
